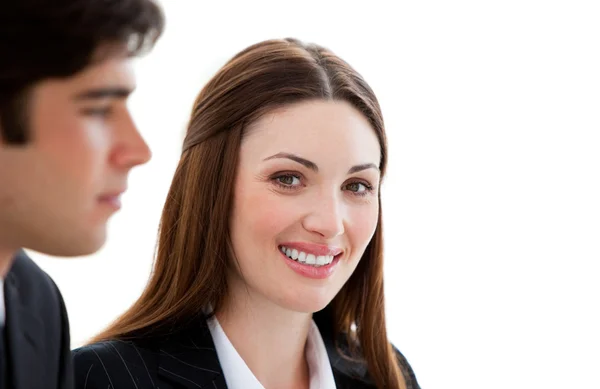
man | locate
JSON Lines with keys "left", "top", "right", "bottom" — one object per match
{"left": 0, "top": 0, "right": 164, "bottom": 387}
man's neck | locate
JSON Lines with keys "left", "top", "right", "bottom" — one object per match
{"left": 0, "top": 247, "right": 16, "bottom": 278}
{"left": 217, "top": 275, "right": 312, "bottom": 389}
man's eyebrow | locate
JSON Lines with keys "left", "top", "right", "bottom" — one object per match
{"left": 73, "top": 86, "right": 134, "bottom": 101}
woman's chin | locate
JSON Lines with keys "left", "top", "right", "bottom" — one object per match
{"left": 273, "top": 289, "right": 335, "bottom": 314}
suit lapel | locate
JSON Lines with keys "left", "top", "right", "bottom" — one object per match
{"left": 4, "top": 272, "right": 46, "bottom": 389}
{"left": 158, "top": 317, "right": 227, "bottom": 389}
{"left": 323, "top": 330, "right": 370, "bottom": 387}
{"left": 314, "top": 307, "right": 372, "bottom": 387}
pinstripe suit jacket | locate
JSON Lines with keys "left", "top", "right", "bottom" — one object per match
{"left": 72, "top": 309, "right": 420, "bottom": 389}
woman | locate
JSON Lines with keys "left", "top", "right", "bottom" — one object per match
{"left": 73, "top": 38, "right": 420, "bottom": 389}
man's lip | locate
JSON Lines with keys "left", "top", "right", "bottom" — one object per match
{"left": 98, "top": 190, "right": 126, "bottom": 200}
{"left": 278, "top": 242, "right": 343, "bottom": 257}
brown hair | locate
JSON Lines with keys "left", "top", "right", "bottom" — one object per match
{"left": 91, "top": 38, "right": 406, "bottom": 389}
{"left": 0, "top": 0, "right": 164, "bottom": 144}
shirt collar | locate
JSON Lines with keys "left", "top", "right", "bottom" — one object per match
{"left": 206, "top": 316, "right": 336, "bottom": 389}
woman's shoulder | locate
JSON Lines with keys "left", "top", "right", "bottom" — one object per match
{"left": 323, "top": 333, "right": 420, "bottom": 389}
{"left": 72, "top": 339, "right": 160, "bottom": 389}
{"left": 392, "top": 344, "right": 421, "bottom": 389}
{"left": 328, "top": 343, "right": 419, "bottom": 389}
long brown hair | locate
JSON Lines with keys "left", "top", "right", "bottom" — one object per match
{"left": 91, "top": 38, "right": 406, "bottom": 389}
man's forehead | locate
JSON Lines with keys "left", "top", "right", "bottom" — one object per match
{"left": 71, "top": 51, "right": 136, "bottom": 89}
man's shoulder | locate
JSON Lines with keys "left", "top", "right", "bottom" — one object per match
{"left": 3, "top": 250, "right": 73, "bottom": 389}
{"left": 7, "top": 250, "right": 62, "bottom": 307}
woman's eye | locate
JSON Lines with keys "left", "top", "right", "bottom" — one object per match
{"left": 277, "top": 175, "right": 301, "bottom": 186}
{"left": 345, "top": 181, "right": 374, "bottom": 196}
{"left": 347, "top": 182, "right": 366, "bottom": 192}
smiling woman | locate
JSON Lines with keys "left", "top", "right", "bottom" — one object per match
{"left": 72, "top": 38, "right": 420, "bottom": 389}
{"left": 232, "top": 100, "right": 383, "bottom": 313}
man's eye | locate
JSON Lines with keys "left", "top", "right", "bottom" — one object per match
{"left": 81, "top": 107, "right": 113, "bottom": 117}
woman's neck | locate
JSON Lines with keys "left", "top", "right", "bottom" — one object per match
{"left": 216, "top": 277, "right": 313, "bottom": 389}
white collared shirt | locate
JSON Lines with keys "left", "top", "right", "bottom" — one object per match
{"left": 207, "top": 316, "right": 337, "bottom": 389}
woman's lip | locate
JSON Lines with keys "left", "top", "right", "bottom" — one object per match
{"left": 280, "top": 250, "right": 340, "bottom": 279}
{"left": 278, "top": 242, "right": 343, "bottom": 257}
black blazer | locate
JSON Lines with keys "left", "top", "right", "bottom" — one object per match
{"left": 2, "top": 250, "right": 73, "bottom": 389}
{"left": 72, "top": 309, "right": 420, "bottom": 389}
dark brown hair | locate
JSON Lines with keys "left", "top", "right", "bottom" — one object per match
{"left": 91, "top": 38, "right": 406, "bottom": 389}
{"left": 0, "top": 0, "right": 164, "bottom": 144}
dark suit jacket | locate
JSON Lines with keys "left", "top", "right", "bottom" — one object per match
{"left": 3, "top": 250, "right": 73, "bottom": 389}
{"left": 72, "top": 308, "right": 419, "bottom": 389}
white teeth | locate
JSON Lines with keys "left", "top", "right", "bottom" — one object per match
{"left": 279, "top": 246, "right": 337, "bottom": 267}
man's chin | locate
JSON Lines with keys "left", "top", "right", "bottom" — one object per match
{"left": 29, "top": 229, "right": 108, "bottom": 258}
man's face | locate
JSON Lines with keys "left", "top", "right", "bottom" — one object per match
{"left": 0, "top": 55, "right": 151, "bottom": 257}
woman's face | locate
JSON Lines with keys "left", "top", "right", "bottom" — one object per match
{"left": 228, "top": 100, "right": 381, "bottom": 313}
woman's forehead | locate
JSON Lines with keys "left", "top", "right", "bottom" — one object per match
{"left": 240, "top": 100, "right": 381, "bottom": 167}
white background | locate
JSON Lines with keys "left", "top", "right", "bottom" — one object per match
{"left": 31, "top": 1, "right": 600, "bottom": 388}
